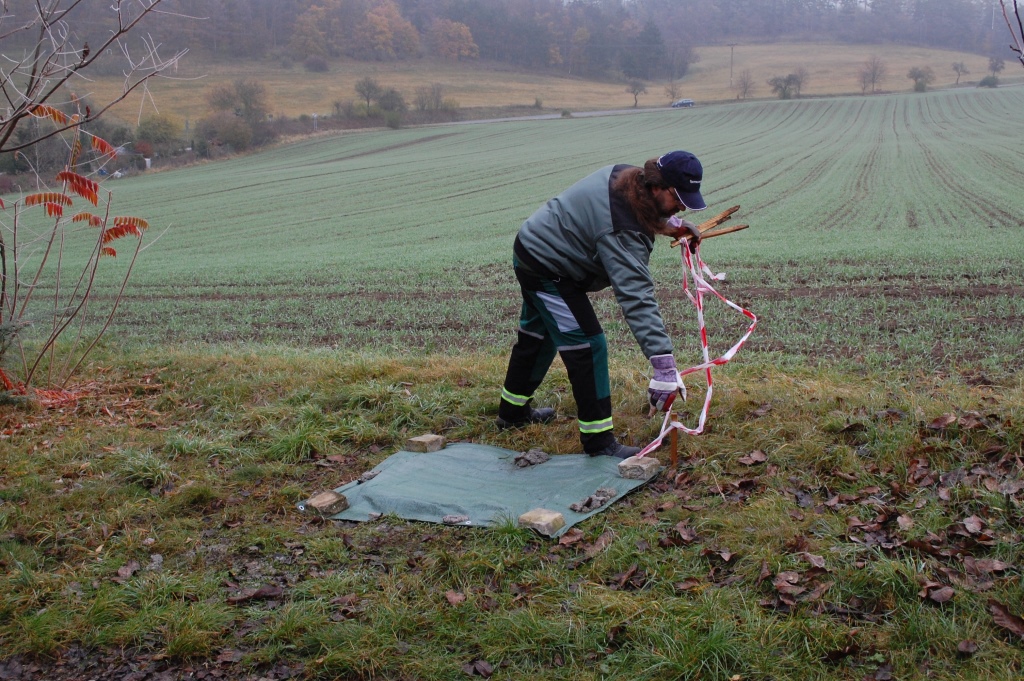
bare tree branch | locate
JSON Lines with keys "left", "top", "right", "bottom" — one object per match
{"left": 1000, "top": 1, "right": 1024, "bottom": 68}
{"left": 0, "top": 0, "right": 187, "bottom": 153}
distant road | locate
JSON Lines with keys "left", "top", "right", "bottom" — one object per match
{"left": 439, "top": 106, "right": 681, "bottom": 126}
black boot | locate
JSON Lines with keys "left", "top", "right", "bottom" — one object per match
{"left": 496, "top": 407, "right": 556, "bottom": 430}
{"left": 587, "top": 441, "right": 641, "bottom": 459}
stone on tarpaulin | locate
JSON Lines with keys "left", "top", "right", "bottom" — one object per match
{"left": 405, "top": 434, "right": 446, "bottom": 452}
{"left": 301, "top": 490, "right": 349, "bottom": 515}
{"left": 570, "top": 487, "right": 617, "bottom": 512}
{"left": 618, "top": 455, "right": 661, "bottom": 480}
{"left": 358, "top": 470, "right": 380, "bottom": 483}
{"left": 514, "top": 448, "right": 551, "bottom": 467}
{"left": 518, "top": 508, "right": 565, "bottom": 536}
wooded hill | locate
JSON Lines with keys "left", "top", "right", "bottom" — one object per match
{"left": 4, "top": 0, "right": 1011, "bottom": 82}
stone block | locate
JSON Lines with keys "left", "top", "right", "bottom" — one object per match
{"left": 518, "top": 508, "right": 565, "bottom": 537}
{"left": 618, "top": 455, "right": 661, "bottom": 480}
{"left": 405, "top": 434, "right": 446, "bottom": 452}
{"left": 301, "top": 490, "right": 349, "bottom": 515}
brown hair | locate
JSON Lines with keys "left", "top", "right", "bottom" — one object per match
{"left": 611, "top": 158, "right": 669, "bottom": 236}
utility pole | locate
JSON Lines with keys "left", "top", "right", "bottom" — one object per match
{"left": 728, "top": 43, "right": 737, "bottom": 87}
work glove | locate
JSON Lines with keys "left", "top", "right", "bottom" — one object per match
{"left": 648, "top": 354, "right": 682, "bottom": 412}
{"left": 668, "top": 216, "right": 702, "bottom": 252}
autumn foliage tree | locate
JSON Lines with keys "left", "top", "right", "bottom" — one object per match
{"left": 288, "top": 5, "right": 332, "bottom": 59}
{"left": 428, "top": 19, "right": 479, "bottom": 61}
{"left": 352, "top": 0, "right": 420, "bottom": 60}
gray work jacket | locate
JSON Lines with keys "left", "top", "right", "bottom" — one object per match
{"left": 515, "top": 164, "right": 673, "bottom": 358}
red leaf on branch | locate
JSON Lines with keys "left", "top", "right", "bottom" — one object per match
{"left": 31, "top": 104, "right": 70, "bottom": 125}
{"left": 91, "top": 134, "right": 116, "bottom": 158}
{"left": 71, "top": 212, "right": 103, "bottom": 227}
{"left": 24, "top": 192, "right": 72, "bottom": 207}
{"left": 69, "top": 137, "right": 82, "bottom": 167}
{"left": 102, "top": 225, "right": 138, "bottom": 243}
{"left": 57, "top": 170, "right": 99, "bottom": 205}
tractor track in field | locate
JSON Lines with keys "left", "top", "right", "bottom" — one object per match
{"left": 94, "top": 280, "right": 1024, "bottom": 305}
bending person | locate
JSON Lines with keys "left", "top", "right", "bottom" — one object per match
{"left": 497, "top": 151, "right": 707, "bottom": 458}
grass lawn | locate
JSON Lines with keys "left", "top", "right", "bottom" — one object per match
{"left": 1, "top": 349, "right": 1022, "bottom": 680}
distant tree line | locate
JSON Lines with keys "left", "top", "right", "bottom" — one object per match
{"left": 3, "top": 1, "right": 1010, "bottom": 83}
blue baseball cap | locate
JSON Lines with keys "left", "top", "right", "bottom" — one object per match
{"left": 656, "top": 151, "right": 707, "bottom": 210}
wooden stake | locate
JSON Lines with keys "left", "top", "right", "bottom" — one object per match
{"left": 701, "top": 223, "right": 750, "bottom": 240}
{"left": 696, "top": 205, "right": 740, "bottom": 233}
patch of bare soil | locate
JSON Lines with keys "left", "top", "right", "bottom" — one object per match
{"left": 0, "top": 650, "right": 302, "bottom": 681}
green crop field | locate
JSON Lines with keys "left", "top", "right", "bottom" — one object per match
{"left": 48, "top": 84, "right": 1024, "bottom": 375}
{"left": 3, "top": 84, "right": 1024, "bottom": 681}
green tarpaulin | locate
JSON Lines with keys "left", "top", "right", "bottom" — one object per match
{"left": 318, "top": 443, "right": 657, "bottom": 537}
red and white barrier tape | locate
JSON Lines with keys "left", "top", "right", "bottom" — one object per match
{"left": 637, "top": 242, "right": 757, "bottom": 458}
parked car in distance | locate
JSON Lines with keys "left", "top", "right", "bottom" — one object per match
{"left": 671, "top": 98, "right": 695, "bottom": 108}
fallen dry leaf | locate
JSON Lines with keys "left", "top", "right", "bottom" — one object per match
{"left": 800, "top": 552, "right": 827, "bottom": 569}
{"left": 964, "top": 557, "right": 1010, "bottom": 576}
{"left": 738, "top": 449, "right": 768, "bottom": 466}
{"left": 216, "top": 650, "right": 243, "bottom": 664}
{"left": 805, "top": 581, "right": 833, "bottom": 602}
{"left": 675, "top": 522, "right": 699, "bottom": 544}
{"left": 988, "top": 600, "right": 1024, "bottom": 639}
{"left": 962, "top": 515, "right": 985, "bottom": 534}
{"left": 558, "top": 528, "right": 584, "bottom": 546}
{"left": 757, "top": 559, "right": 772, "bottom": 586}
{"left": 928, "top": 586, "right": 955, "bottom": 604}
{"left": 958, "top": 412, "right": 988, "bottom": 430}
{"left": 462, "top": 659, "right": 493, "bottom": 677}
{"left": 926, "top": 413, "right": 957, "bottom": 430}
{"left": 701, "top": 547, "right": 736, "bottom": 563}
{"left": 226, "top": 583, "right": 283, "bottom": 605}
{"left": 674, "top": 577, "right": 702, "bottom": 592}
{"left": 330, "top": 594, "right": 359, "bottom": 607}
{"left": 584, "top": 530, "right": 614, "bottom": 559}
{"left": 112, "top": 560, "right": 140, "bottom": 583}
{"left": 773, "top": 571, "right": 806, "bottom": 596}
{"left": 957, "top": 640, "right": 978, "bottom": 656}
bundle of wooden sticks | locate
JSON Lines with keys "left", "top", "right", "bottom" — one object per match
{"left": 669, "top": 205, "right": 748, "bottom": 248}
